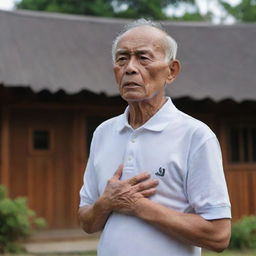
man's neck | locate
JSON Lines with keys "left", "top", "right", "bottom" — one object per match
{"left": 128, "top": 96, "right": 167, "bottom": 129}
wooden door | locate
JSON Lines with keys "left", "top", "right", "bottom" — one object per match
{"left": 8, "top": 108, "right": 85, "bottom": 228}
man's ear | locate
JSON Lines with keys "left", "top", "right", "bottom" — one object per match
{"left": 166, "top": 60, "right": 181, "bottom": 84}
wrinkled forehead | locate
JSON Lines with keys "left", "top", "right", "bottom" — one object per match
{"left": 116, "top": 26, "right": 167, "bottom": 54}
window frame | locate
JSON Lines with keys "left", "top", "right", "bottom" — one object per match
{"left": 28, "top": 126, "right": 54, "bottom": 155}
{"left": 221, "top": 118, "right": 256, "bottom": 169}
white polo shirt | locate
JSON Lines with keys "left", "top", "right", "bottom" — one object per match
{"left": 80, "top": 97, "right": 231, "bottom": 256}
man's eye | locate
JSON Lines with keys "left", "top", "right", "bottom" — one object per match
{"left": 116, "top": 57, "right": 127, "bottom": 62}
{"left": 139, "top": 56, "right": 150, "bottom": 61}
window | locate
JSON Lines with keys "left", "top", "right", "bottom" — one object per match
{"left": 229, "top": 125, "right": 256, "bottom": 163}
{"left": 29, "top": 128, "right": 53, "bottom": 154}
{"left": 33, "top": 130, "right": 50, "bottom": 150}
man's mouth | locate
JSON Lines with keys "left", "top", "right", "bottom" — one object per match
{"left": 122, "top": 82, "right": 141, "bottom": 87}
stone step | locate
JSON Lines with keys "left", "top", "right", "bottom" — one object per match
{"left": 21, "top": 229, "right": 100, "bottom": 253}
{"left": 23, "top": 239, "right": 98, "bottom": 254}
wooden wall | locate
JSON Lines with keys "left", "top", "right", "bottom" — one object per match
{"left": 1, "top": 90, "right": 256, "bottom": 228}
{"left": 189, "top": 101, "right": 256, "bottom": 221}
{"left": 0, "top": 108, "right": 10, "bottom": 189}
{"left": 0, "top": 88, "right": 125, "bottom": 228}
{"left": 3, "top": 108, "right": 85, "bottom": 228}
{"left": 219, "top": 117, "right": 256, "bottom": 220}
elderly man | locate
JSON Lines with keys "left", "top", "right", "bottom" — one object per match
{"left": 78, "top": 19, "right": 231, "bottom": 256}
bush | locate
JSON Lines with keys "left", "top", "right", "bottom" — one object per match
{"left": 229, "top": 216, "right": 256, "bottom": 249}
{"left": 0, "top": 185, "right": 46, "bottom": 253}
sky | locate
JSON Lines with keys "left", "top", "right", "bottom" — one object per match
{"left": 0, "top": 0, "right": 242, "bottom": 23}
{"left": 0, "top": 0, "right": 15, "bottom": 10}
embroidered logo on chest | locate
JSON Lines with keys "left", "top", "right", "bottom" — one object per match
{"left": 155, "top": 167, "right": 165, "bottom": 177}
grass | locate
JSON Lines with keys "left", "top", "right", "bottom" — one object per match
{"left": 34, "top": 252, "right": 97, "bottom": 256}
{"left": 203, "top": 250, "right": 256, "bottom": 256}
{"left": 78, "top": 252, "right": 97, "bottom": 256}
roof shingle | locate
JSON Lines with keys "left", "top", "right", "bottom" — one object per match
{"left": 0, "top": 10, "right": 255, "bottom": 101}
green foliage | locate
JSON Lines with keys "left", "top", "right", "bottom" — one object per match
{"left": 203, "top": 249, "right": 256, "bottom": 255}
{"left": 229, "top": 216, "right": 256, "bottom": 249}
{"left": 16, "top": 0, "right": 115, "bottom": 16}
{"left": 172, "top": 11, "right": 205, "bottom": 21}
{"left": 114, "top": 0, "right": 166, "bottom": 20}
{"left": 0, "top": 185, "right": 46, "bottom": 253}
{"left": 220, "top": 0, "right": 256, "bottom": 22}
{"left": 15, "top": 0, "right": 204, "bottom": 21}
{"left": 114, "top": 0, "right": 182, "bottom": 20}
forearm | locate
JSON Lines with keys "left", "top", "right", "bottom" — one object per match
{"left": 134, "top": 198, "right": 231, "bottom": 252}
{"left": 78, "top": 196, "right": 112, "bottom": 234}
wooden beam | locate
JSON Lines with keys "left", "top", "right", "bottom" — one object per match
{"left": 71, "top": 112, "right": 86, "bottom": 227}
{"left": 0, "top": 108, "right": 10, "bottom": 188}
{"left": 7, "top": 102, "right": 125, "bottom": 115}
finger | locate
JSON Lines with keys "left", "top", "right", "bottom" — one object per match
{"left": 127, "top": 172, "right": 150, "bottom": 186}
{"left": 135, "top": 179, "right": 159, "bottom": 192}
{"left": 112, "top": 164, "right": 123, "bottom": 180}
{"left": 141, "top": 188, "right": 157, "bottom": 197}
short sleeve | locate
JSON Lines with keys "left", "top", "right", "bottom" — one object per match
{"left": 186, "top": 136, "right": 231, "bottom": 220}
{"left": 79, "top": 132, "right": 99, "bottom": 207}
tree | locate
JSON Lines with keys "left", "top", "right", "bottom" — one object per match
{"left": 15, "top": 0, "right": 205, "bottom": 21}
{"left": 173, "top": 11, "right": 206, "bottom": 21}
{"left": 16, "top": 0, "right": 115, "bottom": 17}
{"left": 114, "top": 0, "right": 197, "bottom": 20}
{"left": 220, "top": 0, "right": 256, "bottom": 22}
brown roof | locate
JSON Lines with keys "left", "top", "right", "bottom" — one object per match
{"left": 0, "top": 10, "right": 255, "bottom": 101}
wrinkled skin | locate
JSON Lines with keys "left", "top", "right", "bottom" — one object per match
{"left": 101, "top": 165, "right": 159, "bottom": 214}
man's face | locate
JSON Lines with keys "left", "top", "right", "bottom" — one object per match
{"left": 113, "top": 26, "right": 173, "bottom": 103}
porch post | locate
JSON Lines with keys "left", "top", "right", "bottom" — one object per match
{"left": 0, "top": 107, "right": 10, "bottom": 188}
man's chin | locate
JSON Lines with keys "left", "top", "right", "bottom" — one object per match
{"left": 121, "top": 92, "right": 163, "bottom": 104}
{"left": 121, "top": 94, "right": 145, "bottom": 103}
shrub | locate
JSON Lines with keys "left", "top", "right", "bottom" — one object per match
{"left": 229, "top": 216, "right": 256, "bottom": 249}
{"left": 0, "top": 185, "right": 46, "bottom": 253}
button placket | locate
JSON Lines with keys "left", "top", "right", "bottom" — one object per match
{"left": 124, "top": 132, "right": 138, "bottom": 169}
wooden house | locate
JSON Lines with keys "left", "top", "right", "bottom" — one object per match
{"left": 0, "top": 10, "right": 256, "bottom": 229}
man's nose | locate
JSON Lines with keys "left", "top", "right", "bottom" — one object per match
{"left": 125, "top": 57, "right": 138, "bottom": 75}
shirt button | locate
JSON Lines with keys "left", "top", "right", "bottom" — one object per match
{"left": 131, "top": 139, "right": 135, "bottom": 143}
{"left": 128, "top": 157, "right": 132, "bottom": 161}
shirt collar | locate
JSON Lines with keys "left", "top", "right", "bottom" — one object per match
{"left": 116, "top": 97, "right": 178, "bottom": 133}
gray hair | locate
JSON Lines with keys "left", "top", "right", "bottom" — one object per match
{"left": 112, "top": 18, "right": 178, "bottom": 63}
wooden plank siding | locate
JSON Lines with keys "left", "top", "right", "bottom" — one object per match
{"left": 5, "top": 108, "right": 86, "bottom": 228}
{"left": 70, "top": 112, "right": 87, "bottom": 226}
{"left": 225, "top": 170, "right": 256, "bottom": 220}
{"left": 0, "top": 99, "right": 124, "bottom": 229}
{"left": 0, "top": 108, "right": 10, "bottom": 188}
{"left": 219, "top": 118, "right": 256, "bottom": 220}
{"left": 1, "top": 95, "right": 256, "bottom": 228}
